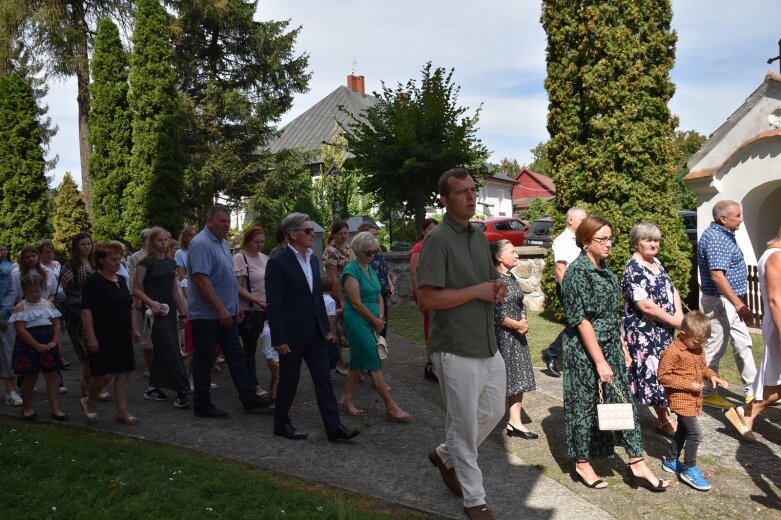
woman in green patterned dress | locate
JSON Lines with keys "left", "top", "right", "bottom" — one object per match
{"left": 561, "top": 216, "right": 669, "bottom": 492}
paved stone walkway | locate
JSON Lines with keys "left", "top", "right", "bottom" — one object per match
{"left": 4, "top": 332, "right": 781, "bottom": 519}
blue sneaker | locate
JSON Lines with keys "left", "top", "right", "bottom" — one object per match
{"left": 662, "top": 457, "right": 684, "bottom": 474}
{"left": 679, "top": 465, "right": 711, "bottom": 491}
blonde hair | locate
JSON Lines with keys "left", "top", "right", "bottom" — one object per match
{"left": 681, "top": 310, "right": 711, "bottom": 340}
{"left": 141, "top": 227, "right": 171, "bottom": 260}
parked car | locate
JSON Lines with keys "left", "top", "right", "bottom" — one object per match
{"left": 472, "top": 217, "right": 528, "bottom": 246}
{"left": 523, "top": 216, "right": 554, "bottom": 248}
{"left": 678, "top": 210, "right": 697, "bottom": 244}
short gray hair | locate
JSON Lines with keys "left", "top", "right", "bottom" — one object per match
{"left": 629, "top": 222, "right": 661, "bottom": 246}
{"left": 280, "top": 212, "right": 310, "bottom": 240}
{"left": 350, "top": 231, "right": 379, "bottom": 256}
{"left": 712, "top": 200, "right": 739, "bottom": 220}
{"left": 566, "top": 207, "right": 587, "bottom": 223}
{"left": 206, "top": 204, "right": 231, "bottom": 220}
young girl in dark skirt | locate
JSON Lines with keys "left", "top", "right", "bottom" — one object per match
{"left": 10, "top": 273, "right": 67, "bottom": 421}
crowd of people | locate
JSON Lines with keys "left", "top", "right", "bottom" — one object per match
{"left": 1, "top": 170, "right": 779, "bottom": 520}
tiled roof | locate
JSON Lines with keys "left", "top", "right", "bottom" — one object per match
{"left": 267, "top": 86, "right": 380, "bottom": 161}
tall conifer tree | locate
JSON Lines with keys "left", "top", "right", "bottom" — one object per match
{"left": 124, "top": 0, "right": 183, "bottom": 243}
{"left": 53, "top": 172, "right": 91, "bottom": 253}
{"left": 0, "top": 73, "right": 50, "bottom": 252}
{"left": 541, "top": 0, "right": 690, "bottom": 302}
{"left": 89, "top": 18, "right": 132, "bottom": 240}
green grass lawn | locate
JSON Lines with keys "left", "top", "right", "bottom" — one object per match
{"left": 0, "top": 416, "right": 435, "bottom": 520}
{"left": 389, "top": 305, "right": 764, "bottom": 393}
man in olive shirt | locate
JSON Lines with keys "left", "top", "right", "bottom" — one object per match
{"left": 417, "top": 168, "right": 508, "bottom": 520}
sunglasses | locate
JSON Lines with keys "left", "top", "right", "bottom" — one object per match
{"left": 294, "top": 227, "right": 315, "bottom": 235}
{"left": 362, "top": 249, "right": 379, "bottom": 256}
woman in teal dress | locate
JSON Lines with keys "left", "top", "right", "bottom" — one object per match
{"left": 561, "top": 216, "right": 668, "bottom": 492}
{"left": 339, "top": 232, "right": 410, "bottom": 423}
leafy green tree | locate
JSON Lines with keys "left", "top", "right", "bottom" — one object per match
{"left": 519, "top": 197, "right": 552, "bottom": 223}
{"left": 541, "top": 0, "right": 690, "bottom": 315}
{"left": 249, "top": 150, "right": 318, "bottom": 240}
{"left": 529, "top": 141, "right": 552, "bottom": 174}
{"left": 0, "top": 73, "right": 51, "bottom": 252}
{"left": 89, "top": 18, "right": 132, "bottom": 241}
{"left": 123, "top": 0, "right": 183, "bottom": 244}
{"left": 166, "top": 0, "right": 310, "bottom": 223}
{"left": 312, "top": 130, "right": 368, "bottom": 231}
{"left": 489, "top": 157, "right": 520, "bottom": 176}
{"left": 672, "top": 130, "right": 707, "bottom": 211}
{"left": 343, "top": 62, "right": 489, "bottom": 229}
{"left": 0, "top": 1, "right": 134, "bottom": 211}
{"left": 53, "top": 172, "right": 91, "bottom": 253}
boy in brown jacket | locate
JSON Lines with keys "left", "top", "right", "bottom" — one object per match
{"left": 658, "top": 311, "right": 731, "bottom": 491}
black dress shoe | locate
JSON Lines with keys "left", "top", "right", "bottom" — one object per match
{"left": 243, "top": 393, "right": 274, "bottom": 412}
{"left": 274, "top": 422, "right": 308, "bottom": 440}
{"left": 194, "top": 404, "right": 230, "bottom": 418}
{"left": 327, "top": 423, "right": 360, "bottom": 442}
{"left": 543, "top": 354, "right": 561, "bottom": 377}
{"left": 506, "top": 423, "right": 539, "bottom": 439}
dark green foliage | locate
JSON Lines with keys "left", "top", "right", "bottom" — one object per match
{"left": 124, "top": 0, "right": 183, "bottom": 244}
{"left": 53, "top": 172, "right": 91, "bottom": 253}
{"left": 250, "top": 150, "right": 318, "bottom": 240}
{"left": 519, "top": 198, "right": 552, "bottom": 223}
{"left": 0, "top": 73, "right": 50, "bottom": 252}
{"left": 342, "top": 62, "right": 490, "bottom": 229}
{"left": 529, "top": 141, "right": 552, "bottom": 174}
{"left": 89, "top": 18, "right": 132, "bottom": 241}
{"left": 672, "top": 130, "right": 707, "bottom": 211}
{"left": 541, "top": 0, "right": 691, "bottom": 317}
{"left": 167, "top": 0, "right": 310, "bottom": 223}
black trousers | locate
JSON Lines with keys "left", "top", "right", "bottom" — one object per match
{"left": 274, "top": 326, "right": 340, "bottom": 432}
{"left": 667, "top": 414, "right": 703, "bottom": 467}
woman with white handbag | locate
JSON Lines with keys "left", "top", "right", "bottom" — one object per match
{"left": 560, "top": 216, "right": 669, "bottom": 492}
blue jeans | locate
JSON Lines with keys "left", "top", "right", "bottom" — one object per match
{"left": 191, "top": 318, "right": 257, "bottom": 408}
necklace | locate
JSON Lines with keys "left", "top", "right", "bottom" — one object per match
{"left": 99, "top": 269, "right": 118, "bottom": 283}
{"left": 359, "top": 263, "right": 370, "bottom": 271}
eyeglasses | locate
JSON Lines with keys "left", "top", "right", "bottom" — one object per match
{"left": 294, "top": 227, "right": 315, "bottom": 235}
{"left": 592, "top": 236, "right": 615, "bottom": 245}
{"left": 362, "top": 249, "right": 380, "bottom": 256}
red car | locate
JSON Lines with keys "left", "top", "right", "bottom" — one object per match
{"left": 472, "top": 217, "right": 528, "bottom": 246}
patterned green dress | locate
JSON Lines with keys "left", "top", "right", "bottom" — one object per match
{"left": 561, "top": 252, "right": 643, "bottom": 460}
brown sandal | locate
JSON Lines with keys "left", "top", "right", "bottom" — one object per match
{"left": 115, "top": 414, "right": 139, "bottom": 425}
{"left": 338, "top": 400, "right": 364, "bottom": 417}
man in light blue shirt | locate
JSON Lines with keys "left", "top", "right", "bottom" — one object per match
{"left": 188, "top": 205, "right": 273, "bottom": 418}
{"left": 697, "top": 200, "right": 757, "bottom": 406}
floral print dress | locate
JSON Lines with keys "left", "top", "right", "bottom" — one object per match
{"left": 561, "top": 253, "right": 643, "bottom": 460}
{"left": 494, "top": 272, "right": 535, "bottom": 395}
{"left": 620, "top": 257, "right": 677, "bottom": 407}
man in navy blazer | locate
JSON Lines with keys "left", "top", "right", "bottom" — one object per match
{"left": 265, "top": 212, "right": 360, "bottom": 442}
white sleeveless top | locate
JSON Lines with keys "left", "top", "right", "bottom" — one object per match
{"left": 8, "top": 299, "right": 62, "bottom": 328}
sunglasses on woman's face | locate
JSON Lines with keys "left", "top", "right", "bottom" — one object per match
{"left": 363, "top": 249, "right": 379, "bottom": 257}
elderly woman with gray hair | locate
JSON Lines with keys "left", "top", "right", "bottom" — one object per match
{"left": 620, "top": 222, "right": 683, "bottom": 437}
{"left": 338, "top": 231, "right": 410, "bottom": 422}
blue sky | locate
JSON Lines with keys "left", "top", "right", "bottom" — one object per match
{"left": 43, "top": 0, "right": 781, "bottom": 188}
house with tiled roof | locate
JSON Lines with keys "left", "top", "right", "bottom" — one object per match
{"left": 685, "top": 71, "right": 781, "bottom": 265}
{"left": 267, "top": 75, "right": 379, "bottom": 170}
{"left": 511, "top": 167, "right": 556, "bottom": 211}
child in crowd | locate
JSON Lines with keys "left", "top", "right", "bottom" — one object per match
{"left": 658, "top": 311, "right": 730, "bottom": 491}
{"left": 260, "top": 321, "right": 279, "bottom": 397}
{"left": 9, "top": 273, "right": 68, "bottom": 421}
{"left": 321, "top": 278, "right": 340, "bottom": 380}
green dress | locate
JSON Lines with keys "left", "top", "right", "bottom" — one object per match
{"left": 561, "top": 252, "right": 643, "bottom": 460}
{"left": 340, "top": 260, "right": 381, "bottom": 371}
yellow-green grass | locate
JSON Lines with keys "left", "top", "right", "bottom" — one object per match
{"left": 0, "top": 416, "right": 437, "bottom": 519}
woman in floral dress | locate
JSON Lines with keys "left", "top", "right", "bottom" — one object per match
{"left": 490, "top": 240, "right": 537, "bottom": 439}
{"left": 561, "top": 216, "right": 668, "bottom": 492}
{"left": 322, "top": 220, "right": 352, "bottom": 373}
{"left": 621, "top": 223, "right": 683, "bottom": 437}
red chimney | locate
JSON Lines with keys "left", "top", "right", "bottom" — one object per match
{"left": 347, "top": 74, "right": 365, "bottom": 96}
